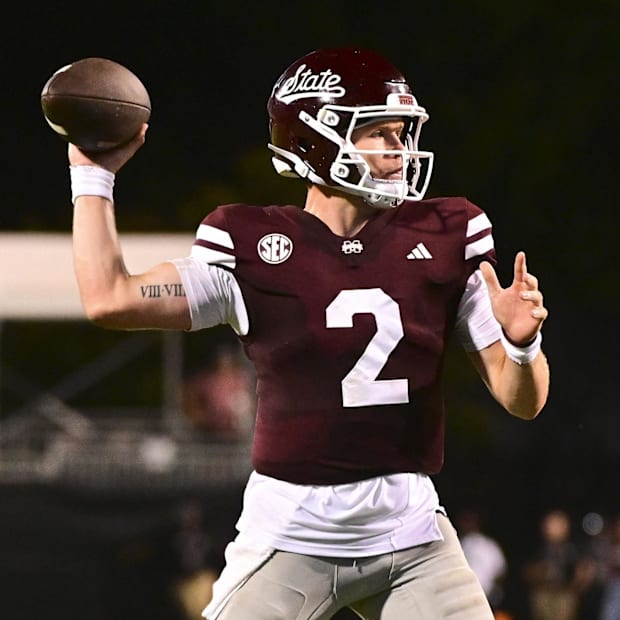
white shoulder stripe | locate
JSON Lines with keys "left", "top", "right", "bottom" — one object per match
{"left": 196, "top": 224, "right": 234, "bottom": 249}
{"left": 466, "top": 213, "right": 492, "bottom": 238}
{"left": 465, "top": 233, "right": 494, "bottom": 260}
{"left": 191, "top": 245, "right": 236, "bottom": 269}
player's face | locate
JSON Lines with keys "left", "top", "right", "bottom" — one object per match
{"left": 351, "top": 119, "right": 407, "bottom": 181}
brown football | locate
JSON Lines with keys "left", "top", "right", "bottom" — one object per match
{"left": 41, "top": 57, "right": 151, "bottom": 152}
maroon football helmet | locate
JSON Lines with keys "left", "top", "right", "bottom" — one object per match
{"left": 267, "top": 47, "right": 434, "bottom": 208}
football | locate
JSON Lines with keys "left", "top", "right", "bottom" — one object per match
{"left": 41, "top": 57, "right": 151, "bottom": 152}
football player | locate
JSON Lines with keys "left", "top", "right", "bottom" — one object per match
{"left": 67, "top": 47, "right": 549, "bottom": 619}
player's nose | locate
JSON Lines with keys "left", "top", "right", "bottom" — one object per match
{"left": 386, "top": 133, "right": 406, "bottom": 152}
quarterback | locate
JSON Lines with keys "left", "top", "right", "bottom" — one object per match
{"left": 67, "top": 48, "right": 549, "bottom": 619}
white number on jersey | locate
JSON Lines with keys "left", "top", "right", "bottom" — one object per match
{"left": 325, "top": 288, "right": 409, "bottom": 407}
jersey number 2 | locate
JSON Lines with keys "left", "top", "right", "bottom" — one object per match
{"left": 326, "top": 288, "right": 409, "bottom": 408}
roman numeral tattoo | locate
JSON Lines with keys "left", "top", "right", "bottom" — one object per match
{"left": 140, "top": 283, "right": 186, "bottom": 299}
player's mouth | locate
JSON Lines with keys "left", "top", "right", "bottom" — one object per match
{"left": 383, "top": 167, "right": 403, "bottom": 180}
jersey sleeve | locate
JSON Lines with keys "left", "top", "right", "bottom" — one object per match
{"left": 455, "top": 201, "right": 500, "bottom": 351}
{"left": 454, "top": 270, "right": 501, "bottom": 351}
{"left": 464, "top": 201, "right": 496, "bottom": 267}
{"left": 171, "top": 257, "right": 249, "bottom": 334}
{"left": 189, "top": 206, "right": 238, "bottom": 269}
{"left": 170, "top": 206, "right": 249, "bottom": 334}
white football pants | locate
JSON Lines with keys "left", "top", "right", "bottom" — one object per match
{"left": 212, "top": 513, "right": 494, "bottom": 620}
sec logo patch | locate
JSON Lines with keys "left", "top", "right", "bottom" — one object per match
{"left": 257, "top": 233, "right": 293, "bottom": 264}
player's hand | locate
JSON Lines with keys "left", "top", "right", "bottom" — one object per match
{"left": 479, "top": 251, "right": 548, "bottom": 346}
{"left": 68, "top": 123, "right": 148, "bottom": 173}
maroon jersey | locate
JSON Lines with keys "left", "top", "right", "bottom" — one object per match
{"left": 192, "top": 197, "right": 495, "bottom": 484}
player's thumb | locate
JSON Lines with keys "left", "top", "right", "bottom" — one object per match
{"left": 479, "top": 261, "right": 501, "bottom": 295}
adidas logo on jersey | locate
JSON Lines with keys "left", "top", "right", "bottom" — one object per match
{"left": 407, "top": 243, "right": 432, "bottom": 260}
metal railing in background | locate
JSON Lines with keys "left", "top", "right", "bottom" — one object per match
{"left": 0, "top": 411, "right": 253, "bottom": 494}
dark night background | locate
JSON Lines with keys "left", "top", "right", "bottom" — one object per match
{"left": 1, "top": 1, "right": 619, "bottom": 619}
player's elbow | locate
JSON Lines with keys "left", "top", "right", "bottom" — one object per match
{"left": 504, "top": 393, "right": 548, "bottom": 421}
{"left": 508, "top": 404, "right": 544, "bottom": 421}
{"left": 81, "top": 297, "right": 128, "bottom": 329}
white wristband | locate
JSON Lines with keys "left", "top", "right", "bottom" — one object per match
{"left": 70, "top": 165, "right": 115, "bottom": 204}
{"left": 500, "top": 330, "right": 542, "bottom": 365}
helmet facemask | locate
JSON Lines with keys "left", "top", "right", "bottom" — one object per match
{"left": 269, "top": 94, "right": 434, "bottom": 209}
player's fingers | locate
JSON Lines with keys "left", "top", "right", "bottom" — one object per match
{"left": 523, "top": 272, "right": 539, "bottom": 290}
{"left": 520, "top": 289, "right": 543, "bottom": 306}
{"left": 126, "top": 128, "right": 146, "bottom": 154}
{"left": 132, "top": 123, "right": 148, "bottom": 144}
{"left": 479, "top": 261, "right": 502, "bottom": 295}
{"left": 513, "top": 251, "right": 527, "bottom": 283}
{"left": 68, "top": 142, "right": 96, "bottom": 166}
{"left": 532, "top": 304, "right": 549, "bottom": 321}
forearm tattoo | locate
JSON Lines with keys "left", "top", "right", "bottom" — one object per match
{"left": 140, "top": 283, "right": 186, "bottom": 299}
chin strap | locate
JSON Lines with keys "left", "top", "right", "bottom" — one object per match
{"left": 269, "top": 144, "right": 406, "bottom": 209}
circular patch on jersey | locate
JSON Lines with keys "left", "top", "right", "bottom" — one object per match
{"left": 257, "top": 233, "right": 294, "bottom": 264}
